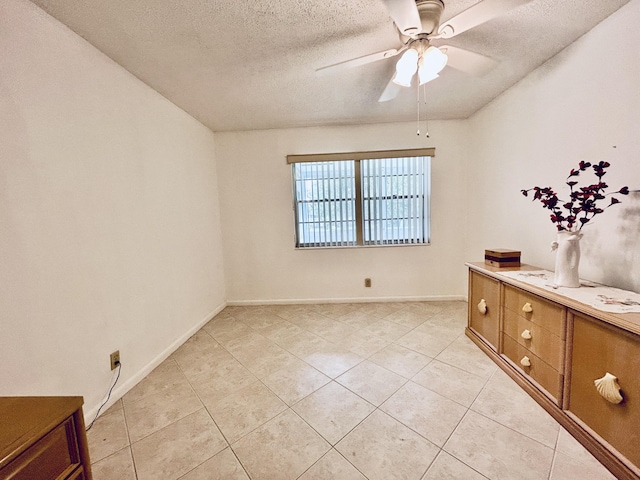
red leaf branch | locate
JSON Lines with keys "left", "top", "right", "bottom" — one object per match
{"left": 521, "top": 161, "right": 629, "bottom": 231}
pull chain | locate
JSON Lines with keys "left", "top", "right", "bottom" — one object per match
{"left": 416, "top": 80, "right": 420, "bottom": 136}
{"left": 416, "top": 83, "right": 430, "bottom": 138}
{"left": 423, "top": 83, "right": 430, "bottom": 138}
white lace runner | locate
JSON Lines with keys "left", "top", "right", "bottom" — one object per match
{"left": 497, "top": 270, "right": 640, "bottom": 314}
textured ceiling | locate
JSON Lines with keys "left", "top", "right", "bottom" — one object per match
{"left": 29, "top": 0, "right": 629, "bottom": 132}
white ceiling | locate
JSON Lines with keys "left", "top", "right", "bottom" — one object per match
{"left": 29, "top": 0, "right": 629, "bottom": 132}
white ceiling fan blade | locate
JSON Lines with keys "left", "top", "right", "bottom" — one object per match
{"left": 440, "top": 45, "right": 498, "bottom": 76}
{"left": 380, "top": 0, "right": 422, "bottom": 36}
{"left": 437, "top": 0, "right": 531, "bottom": 39}
{"left": 316, "top": 48, "right": 401, "bottom": 77}
{"left": 378, "top": 75, "right": 402, "bottom": 102}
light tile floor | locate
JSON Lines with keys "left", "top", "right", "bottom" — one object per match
{"left": 87, "top": 301, "right": 616, "bottom": 480}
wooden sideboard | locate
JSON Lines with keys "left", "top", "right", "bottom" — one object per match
{"left": 0, "top": 397, "right": 93, "bottom": 480}
{"left": 466, "top": 262, "right": 640, "bottom": 480}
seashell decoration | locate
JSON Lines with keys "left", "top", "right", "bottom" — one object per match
{"left": 477, "top": 298, "right": 487, "bottom": 315}
{"left": 594, "top": 372, "right": 623, "bottom": 404}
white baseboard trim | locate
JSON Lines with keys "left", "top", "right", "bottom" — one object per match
{"left": 227, "top": 295, "right": 466, "bottom": 306}
{"left": 83, "top": 302, "right": 226, "bottom": 425}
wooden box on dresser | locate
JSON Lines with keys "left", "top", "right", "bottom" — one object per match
{"left": 466, "top": 262, "right": 640, "bottom": 480}
{"left": 0, "top": 396, "right": 93, "bottom": 480}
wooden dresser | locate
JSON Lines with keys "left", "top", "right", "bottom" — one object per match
{"left": 0, "top": 397, "right": 92, "bottom": 480}
{"left": 467, "top": 262, "right": 640, "bottom": 480}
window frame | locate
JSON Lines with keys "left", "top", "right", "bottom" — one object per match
{"left": 289, "top": 148, "right": 434, "bottom": 249}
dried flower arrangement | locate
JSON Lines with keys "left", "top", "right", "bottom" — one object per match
{"left": 521, "top": 161, "right": 629, "bottom": 231}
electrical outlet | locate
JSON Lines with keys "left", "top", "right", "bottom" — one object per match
{"left": 110, "top": 350, "right": 120, "bottom": 370}
{"left": 364, "top": 278, "right": 372, "bottom": 288}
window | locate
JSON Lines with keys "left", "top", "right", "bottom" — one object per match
{"left": 289, "top": 148, "right": 433, "bottom": 248}
{"left": 292, "top": 161, "right": 357, "bottom": 247}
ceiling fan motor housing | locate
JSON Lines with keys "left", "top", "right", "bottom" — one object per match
{"left": 416, "top": 0, "right": 445, "bottom": 35}
{"left": 397, "top": 0, "right": 444, "bottom": 42}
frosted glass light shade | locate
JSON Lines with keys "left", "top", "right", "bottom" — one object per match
{"left": 393, "top": 48, "right": 419, "bottom": 87}
{"left": 422, "top": 46, "right": 448, "bottom": 75}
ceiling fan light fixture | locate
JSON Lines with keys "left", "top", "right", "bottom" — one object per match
{"left": 392, "top": 48, "right": 419, "bottom": 87}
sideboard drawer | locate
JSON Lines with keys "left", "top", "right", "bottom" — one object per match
{"left": 568, "top": 312, "right": 640, "bottom": 468}
{"left": 502, "top": 334, "right": 562, "bottom": 402}
{"left": 503, "top": 308, "right": 564, "bottom": 371}
{"left": 1, "top": 416, "right": 80, "bottom": 480}
{"left": 503, "top": 284, "right": 565, "bottom": 337}
{"left": 469, "top": 270, "right": 501, "bottom": 350}
{"left": 0, "top": 397, "right": 92, "bottom": 480}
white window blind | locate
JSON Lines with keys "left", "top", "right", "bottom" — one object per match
{"left": 290, "top": 149, "right": 433, "bottom": 249}
{"left": 293, "top": 161, "right": 356, "bottom": 248}
{"left": 362, "top": 156, "right": 428, "bottom": 245}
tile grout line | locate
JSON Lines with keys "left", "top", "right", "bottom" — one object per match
{"left": 118, "top": 401, "right": 140, "bottom": 480}
{"left": 546, "top": 422, "right": 564, "bottom": 480}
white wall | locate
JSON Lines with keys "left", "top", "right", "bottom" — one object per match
{"left": 215, "top": 121, "right": 470, "bottom": 303}
{"left": 0, "top": 0, "right": 226, "bottom": 419}
{"left": 466, "top": 0, "right": 640, "bottom": 292}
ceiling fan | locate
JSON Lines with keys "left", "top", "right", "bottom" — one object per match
{"left": 316, "top": 0, "right": 531, "bottom": 102}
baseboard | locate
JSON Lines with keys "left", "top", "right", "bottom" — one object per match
{"left": 227, "top": 295, "right": 466, "bottom": 306}
{"left": 83, "top": 302, "right": 226, "bottom": 424}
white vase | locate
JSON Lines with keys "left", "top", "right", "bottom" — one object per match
{"left": 551, "top": 230, "right": 583, "bottom": 288}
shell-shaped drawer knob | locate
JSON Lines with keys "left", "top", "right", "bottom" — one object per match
{"left": 477, "top": 299, "right": 487, "bottom": 315}
{"left": 521, "top": 329, "right": 532, "bottom": 340}
{"left": 520, "top": 356, "right": 531, "bottom": 367}
{"left": 594, "top": 372, "right": 623, "bottom": 404}
{"left": 522, "top": 302, "right": 533, "bottom": 313}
